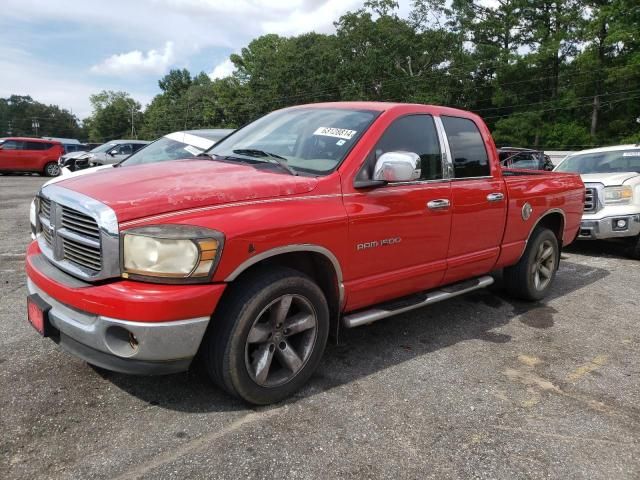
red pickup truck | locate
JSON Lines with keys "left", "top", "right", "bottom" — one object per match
{"left": 26, "top": 102, "right": 584, "bottom": 404}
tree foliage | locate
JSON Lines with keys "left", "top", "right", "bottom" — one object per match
{"left": 0, "top": 95, "right": 83, "bottom": 138}
{"left": 3, "top": 1, "right": 639, "bottom": 148}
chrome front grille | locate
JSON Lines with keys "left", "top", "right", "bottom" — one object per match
{"left": 62, "top": 236, "right": 102, "bottom": 271}
{"left": 61, "top": 207, "right": 101, "bottom": 240}
{"left": 584, "top": 187, "right": 598, "bottom": 213}
{"left": 36, "top": 185, "right": 120, "bottom": 281}
{"left": 40, "top": 197, "right": 51, "bottom": 221}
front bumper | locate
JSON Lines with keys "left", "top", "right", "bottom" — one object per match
{"left": 26, "top": 242, "right": 227, "bottom": 375}
{"left": 578, "top": 214, "right": 640, "bottom": 240}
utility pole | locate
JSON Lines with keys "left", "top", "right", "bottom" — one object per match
{"left": 131, "top": 106, "right": 135, "bottom": 138}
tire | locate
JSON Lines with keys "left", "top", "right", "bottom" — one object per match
{"left": 43, "top": 162, "right": 60, "bottom": 177}
{"left": 203, "top": 266, "right": 329, "bottom": 405}
{"left": 627, "top": 235, "right": 640, "bottom": 260}
{"left": 504, "top": 227, "right": 559, "bottom": 301}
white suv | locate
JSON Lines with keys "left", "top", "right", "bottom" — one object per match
{"left": 554, "top": 144, "right": 640, "bottom": 258}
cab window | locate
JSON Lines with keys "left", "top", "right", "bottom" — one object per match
{"left": 359, "top": 114, "right": 442, "bottom": 181}
{"left": 442, "top": 116, "right": 490, "bottom": 178}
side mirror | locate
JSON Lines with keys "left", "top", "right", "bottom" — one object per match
{"left": 373, "top": 151, "right": 421, "bottom": 182}
{"left": 108, "top": 150, "right": 117, "bottom": 156}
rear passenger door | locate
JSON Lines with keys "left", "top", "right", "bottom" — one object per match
{"left": 438, "top": 115, "right": 507, "bottom": 284}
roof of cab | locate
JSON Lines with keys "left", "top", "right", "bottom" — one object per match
{"left": 289, "top": 101, "right": 476, "bottom": 117}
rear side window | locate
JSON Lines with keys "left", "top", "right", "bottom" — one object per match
{"left": 442, "top": 116, "right": 490, "bottom": 178}
{"left": 361, "top": 114, "right": 442, "bottom": 181}
{"left": 1, "top": 140, "right": 23, "bottom": 150}
{"left": 25, "top": 141, "right": 49, "bottom": 150}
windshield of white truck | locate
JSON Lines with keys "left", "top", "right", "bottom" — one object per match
{"left": 208, "top": 107, "right": 378, "bottom": 175}
{"left": 555, "top": 149, "right": 640, "bottom": 174}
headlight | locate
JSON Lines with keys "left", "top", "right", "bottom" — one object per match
{"left": 603, "top": 186, "right": 633, "bottom": 205}
{"left": 122, "top": 225, "right": 224, "bottom": 283}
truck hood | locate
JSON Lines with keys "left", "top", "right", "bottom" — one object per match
{"left": 580, "top": 172, "right": 640, "bottom": 186}
{"left": 54, "top": 159, "right": 318, "bottom": 222}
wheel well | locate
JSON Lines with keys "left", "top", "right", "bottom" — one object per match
{"left": 231, "top": 251, "right": 341, "bottom": 336}
{"left": 536, "top": 212, "right": 565, "bottom": 248}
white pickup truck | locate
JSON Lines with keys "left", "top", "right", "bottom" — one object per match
{"left": 555, "top": 144, "right": 640, "bottom": 258}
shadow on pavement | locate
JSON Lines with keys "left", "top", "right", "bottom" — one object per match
{"left": 564, "top": 239, "right": 632, "bottom": 260}
{"left": 98, "top": 259, "right": 609, "bottom": 411}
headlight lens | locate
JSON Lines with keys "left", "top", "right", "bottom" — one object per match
{"left": 122, "top": 225, "right": 223, "bottom": 282}
{"left": 603, "top": 186, "right": 633, "bottom": 205}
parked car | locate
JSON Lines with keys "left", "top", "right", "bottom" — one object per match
{"left": 41, "top": 137, "right": 87, "bottom": 155}
{"left": 554, "top": 144, "right": 640, "bottom": 258}
{"left": 59, "top": 140, "right": 149, "bottom": 171}
{"left": 58, "top": 129, "right": 232, "bottom": 176}
{"left": 498, "top": 147, "right": 554, "bottom": 171}
{"left": 26, "top": 102, "right": 583, "bottom": 404}
{"left": 117, "top": 128, "right": 234, "bottom": 167}
{"left": 0, "top": 137, "right": 64, "bottom": 176}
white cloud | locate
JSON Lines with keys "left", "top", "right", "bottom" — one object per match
{"left": 0, "top": 46, "right": 151, "bottom": 119}
{"left": 91, "top": 41, "right": 175, "bottom": 76}
{"left": 209, "top": 58, "right": 235, "bottom": 79}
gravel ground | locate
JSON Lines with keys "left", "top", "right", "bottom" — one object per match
{"left": 1, "top": 174, "right": 638, "bottom": 479}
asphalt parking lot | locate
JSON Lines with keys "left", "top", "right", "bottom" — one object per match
{"left": 1, "top": 174, "right": 639, "bottom": 480}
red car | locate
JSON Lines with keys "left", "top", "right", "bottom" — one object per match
{"left": 25, "top": 102, "right": 585, "bottom": 404}
{"left": 0, "top": 137, "right": 64, "bottom": 176}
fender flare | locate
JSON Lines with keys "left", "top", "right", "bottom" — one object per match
{"left": 224, "top": 244, "right": 345, "bottom": 307}
{"left": 517, "top": 208, "right": 566, "bottom": 262}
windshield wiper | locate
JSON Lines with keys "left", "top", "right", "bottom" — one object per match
{"left": 232, "top": 149, "right": 298, "bottom": 176}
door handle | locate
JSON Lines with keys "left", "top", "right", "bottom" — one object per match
{"left": 486, "top": 193, "right": 504, "bottom": 202}
{"left": 427, "top": 199, "right": 450, "bottom": 210}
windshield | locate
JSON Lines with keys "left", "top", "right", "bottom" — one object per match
{"left": 555, "top": 149, "right": 640, "bottom": 174}
{"left": 120, "top": 136, "right": 209, "bottom": 167}
{"left": 208, "top": 107, "right": 378, "bottom": 175}
{"left": 90, "top": 142, "right": 118, "bottom": 153}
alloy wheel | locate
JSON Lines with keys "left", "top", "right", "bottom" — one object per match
{"left": 244, "top": 294, "right": 318, "bottom": 388}
{"left": 531, "top": 239, "right": 555, "bottom": 291}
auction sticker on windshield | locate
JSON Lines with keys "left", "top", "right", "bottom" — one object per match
{"left": 313, "top": 127, "right": 357, "bottom": 140}
{"left": 623, "top": 151, "right": 640, "bottom": 157}
{"left": 184, "top": 145, "right": 203, "bottom": 156}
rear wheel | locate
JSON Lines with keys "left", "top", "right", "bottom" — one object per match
{"left": 43, "top": 162, "right": 60, "bottom": 177}
{"left": 203, "top": 267, "right": 329, "bottom": 405}
{"left": 504, "top": 227, "right": 559, "bottom": 301}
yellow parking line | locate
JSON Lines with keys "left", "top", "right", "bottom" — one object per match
{"left": 567, "top": 355, "right": 608, "bottom": 382}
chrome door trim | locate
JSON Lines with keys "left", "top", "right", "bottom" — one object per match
{"left": 487, "top": 192, "right": 505, "bottom": 202}
{"left": 427, "top": 199, "right": 451, "bottom": 210}
{"left": 434, "top": 116, "right": 454, "bottom": 179}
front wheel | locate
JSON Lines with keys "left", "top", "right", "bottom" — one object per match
{"left": 43, "top": 162, "right": 60, "bottom": 177}
{"left": 504, "top": 227, "right": 559, "bottom": 301}
{"left": 203, "top": 267, "right": 329, "bottom": 405}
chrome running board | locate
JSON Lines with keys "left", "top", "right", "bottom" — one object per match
{"left": 342, "top": 275, "right": 494, "bottom": 328}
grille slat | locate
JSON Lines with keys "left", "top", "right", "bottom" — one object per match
{"left": 62, "top": 240, "right": 102, "bottom": 270}
{"left": 41, "top": 225, "right": 53, "bottom": 247}
{"left": 61, "top": 220, "right": 101, "bottom": 239}
{"left": 61, "top": 208, "right": 101, "bottom": 239}
{"left": 62, "top": 250, "right": 101, "bottom": 270}
{"left": 584, "top": 187, "right": 597, "bottom": 213}
{"left": 40, "top": 197, "right": 51, "bottom": 220}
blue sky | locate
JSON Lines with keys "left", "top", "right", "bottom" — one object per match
{"left": 0, "top": 0, "right": 382, "bottom": 119}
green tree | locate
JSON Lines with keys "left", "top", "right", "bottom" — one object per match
{"left": 86, "top": 91, "right": 143, "bottom": 142}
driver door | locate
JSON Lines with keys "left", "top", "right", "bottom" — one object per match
{"left": 343, "top": 114, "right": 452, "bottom": 311}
